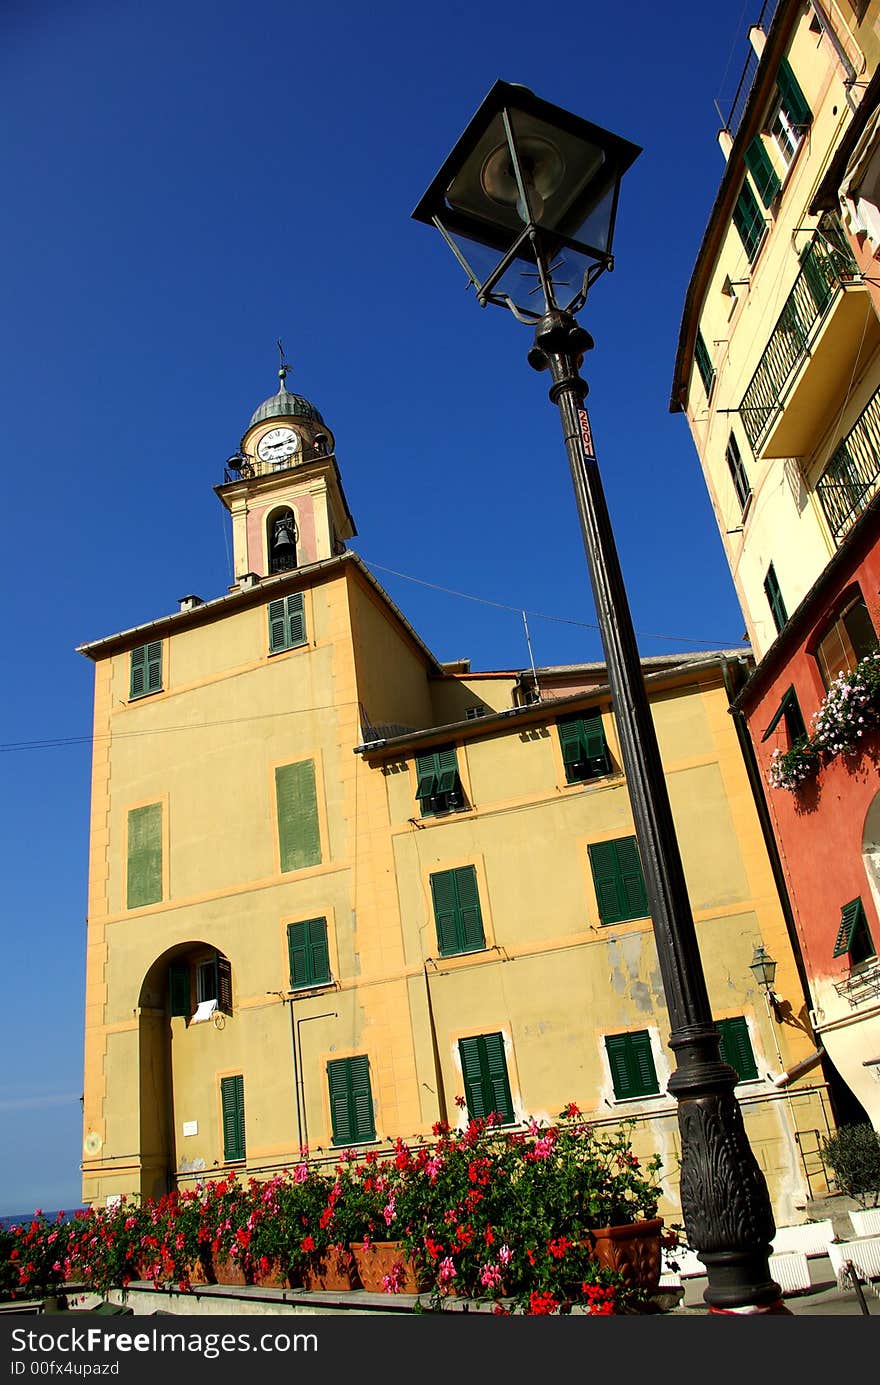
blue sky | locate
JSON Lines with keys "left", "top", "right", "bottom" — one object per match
{"left": 0, "top": 0, "right": 756, "bottom": 1216}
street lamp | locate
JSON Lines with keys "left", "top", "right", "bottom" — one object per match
{"left": 750, "top": 944, "right": 784, "bottom": 1022}
{"left": 413, "top": 80, "right": 784, "bottom": 1314}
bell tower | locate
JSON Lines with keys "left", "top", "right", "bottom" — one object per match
{"left": 215, "top": 354, "right": 356, "bottom": 583}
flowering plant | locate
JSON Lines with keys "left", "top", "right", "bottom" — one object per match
{"left": 768, "top": 652, "right": 880, "bottom": 791}
{"left": 1, "top": 1212, "right": 72, "bottom": 1301}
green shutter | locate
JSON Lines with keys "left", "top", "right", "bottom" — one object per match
{"left": 833, "top": 898, "right": 867, "bottom": 958}
{"left": 559, "top": 710, "right": 609, "bottom": 783}
{"left": 130, "top": 641, "right": 162, "bottom": 699}
{"left": 276, "top": 760, "right": 321, "bottom": 872}
{"left": 415, "top": 746, "right": 463, "bottom": 814}
{"left": 430, "top": 869, "right": 462, "bottom": 956}
{"left": 777, "top": 57, "right": 811, "bottom": 130}
{"left": 127, "top": 803, "right": 162, "bottom": 909}
{"left": 458, "top": 1032, "right": 514, "bottom": 1124}
{"left": 221, "top": 1075, "right": 246, "bottom": 1162}
{"left": 733, "top": 180, "right": 765, "bottom": 262}
{"left": 589, "top": 836, "right": 648, "bottom": 925}
{"left": 217, "top": 955, "right": 233, "bottom": 1015}
{"left": 717, "top": 1017, "right": 758, "bottom": 1083}
{"left": 694, "top": 330, "right": 716, "bottom": 397}
{"left": 328, "top": 1056, "right": 374, "bottom": 1145}
{"left": 744, "top": 135, "right": 780, "bottom": 208}
{"left": 168, "top": 962, "right": 190, "bottom": 1017}
{"left": 268, "top": 593, "right": 306, "bottom": 653}
{"left": 764, "top": 565, "right": 787, "bottom": 633}
{"left": 430, "top": 866, "right": 485, "bottom": 956}
{"left": 287, "top": 917, "right": 331, "bottom": 988}
{"left": 605, "top": 1031, "right": 659, "bottom": 1100}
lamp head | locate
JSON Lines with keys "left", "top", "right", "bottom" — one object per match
{"left": 749, "top": 944, "right": 778, "bottom": 991}
{"left": 413, "top": 80, "right": 641, "bottom": 319}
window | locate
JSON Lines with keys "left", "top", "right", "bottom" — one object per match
{"left": 733, "top": 179, "right": 766, "bottom": 263}
{"left": 220, "top": 1075, "right": 246, "bottom": 1162}
{"left": 605, "top": 1031, "right": 659, "bottom": 1100}
{"left": 129, "top": 641, "right": 162, "bottom": 700}
{"left": 458, "top": 1032, "right": 514, "bottom": 1124}
{"left": 466, "top": 705, "right": 487, "bottom": 720}
{"left": 716, "top": 1017, "right": 758, "bottom": 1083}
{"left": 694, "top": 330, "right": 715, "bottom": 398}
{"left": 415, "top": 745, "right": 466, "bottom": 816}
{"left": 761, "top": 686, "right": 807, "bottom": 747}
{"left": 430, "top": 866, "right": 485, "bottom": 956}
{"left": 268, "top": 592, "right": 306, "bottom": 654}
{"left": 558, "top": 708, "right": 612, "bottom": 784}
{"left": 287, "top": 916, "right": 331, "bottom": 989}
{"left": 168, "top": 953, "right": 232, "bottom": 1018}
{"left": 833, "top": 898, "right": 876, "bottom": 966}
{"left": 126, "top": 803, "right": 162, "bottom": 909}
{"left": 815, "top": 595, "right": 878, "bottom": 689}
{"left": 588, "top": 836, "right": 649, "bottom": 925}
{"left": 275, "top": 760, "right": 321, "bottom": 872}
{"left": 765, "top": 91, "right": 801, "bottom": 171}
{"left": 328, "top": 1055, "right": 375, "bottom": 1145}
{"left": 744, "top": 134, "right": 780, "bottom": 208}
{"left": 764, "top": 564, "right": 788, "bottom": 634}
{"left": 726, "top": 432, "right": 751, "bottom": 512}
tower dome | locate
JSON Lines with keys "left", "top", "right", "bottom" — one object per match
{"left": 248, "top": 388, "right": 325, "bottom": 429}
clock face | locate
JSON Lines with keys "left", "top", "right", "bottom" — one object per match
{"left": 257, "top": 425, "right": 300, "bottom": 464}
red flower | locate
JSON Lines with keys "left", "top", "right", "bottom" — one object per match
{"left": 529, "top": 1291, "right": 559, "bottom": 1315}
{"left": 548, "top": 1237, "right": 572, "bottom": 1260}
{"left": 301, "top": 1235, "right": 315, "bottom": 1252}
{"left": 424, "top": 1237, "right": 444, "bottom": 1260}
{"left": 563, "top": 1102, "right": 581, "bottom": 1118}
{"left": 484, "top": 1227, "right": 495, "bottom": 1247}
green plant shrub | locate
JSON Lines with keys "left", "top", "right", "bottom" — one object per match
{"left": 821, "top": 1123, "right": 880, "bottom": 1208}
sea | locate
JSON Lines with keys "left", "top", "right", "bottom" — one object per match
{"left": 1, "top": 1210, "right": 87, "bottom": 1232}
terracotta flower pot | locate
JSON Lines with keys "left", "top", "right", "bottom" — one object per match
{"left": 349, "top": 1240, "right": 425, "bottom": 1293}
{"left": 588, "top": 1218, "right": 663, "bottom": 1291}
{"left": 301, "top": 1245, "right": 360, "bottom": 1292}
{"left": 251, "top": 1260, "right": 290, "bottom": 1289}
{"left": 212, "top": 1253, "right": 248, "bottom": 1286}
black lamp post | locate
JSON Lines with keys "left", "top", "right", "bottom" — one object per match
{"left": 413, "top": 80, "right": 784, "bottom": 1314}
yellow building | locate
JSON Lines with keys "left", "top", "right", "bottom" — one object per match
{"left": 78, "top": 372, "right": 834, "bottom": 1227}
{"left": 670, "top": 0, "right": 880, "bottom": 1126}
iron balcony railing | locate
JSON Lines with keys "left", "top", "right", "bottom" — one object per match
{"left": 720, "top": 1, "right": 782, "bottom": 138}
{"left": 817, "top": 384, "right": 880, "bottom": 543}
{"left": 738, "top": 215, "right": 859, "bottom": 452}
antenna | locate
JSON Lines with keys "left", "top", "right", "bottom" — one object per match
{"left": 277, "top": 339, "right": 291, "bottom": 390}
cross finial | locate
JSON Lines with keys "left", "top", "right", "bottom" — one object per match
{"left": 277, "top": 338, "right": 291, "bottom": 390}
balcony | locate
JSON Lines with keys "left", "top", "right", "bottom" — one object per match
{"left": 738, "top": 217, "right": 876, "bottom": 459}
{"left": 816, "top": 384, "right": 880, "bottom": 544}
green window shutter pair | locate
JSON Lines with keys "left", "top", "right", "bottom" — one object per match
{"left": 733, "top": 180, "right": 766, "bottom": 262}
{"left": 833, "top": 897, "right": 876, "bottom": 963}
{"left": 127, "top": 803, "right": 162, "bottom": 909}
{"left": 558, "top": 709, "right": 611, "bottom": 784}
{"left": 276, "top": 760, "right": 321, "bottom": 872}
{"left": 605, "top": 1031, "right": 659, "bottom": 1099}
{"left": 588, "top": 836, "right": 649, "bottom": 925}
{"left": 430, "top": 866, "right": 485, "bottom": 956}
{"left": 415, "top": 745, "right": 464, "bottom": 815}
{"left": 130, "top": 641, "right": 162, "bottom": 700}
{"left": 744, "top": 135, "right": 780, "bottom": 209}
{"left": 458, "top": 1032, "right": 514, "bottom": 1124}
{"left": 221, "top": 1075, "right": 246, "bottom": 1162}
{"left": 268, "top": 592, "right": 306, "bottom": 653}
{"left": 328, "top": 1055, "right": 375, "bottom": 1145}
{"left": 287, "top": 917, "right": 331, "bottom": 988}
{"left": 716, "top": 1017, "right": 758, "bottom": 1082}
{"left": 777, "top": 57, "right": 812, "bottom": 130}
{"left": 764, "top": 564, "right": 788, "bottom": 634}
{"left": 693, "top": 330, "right": 716, "bottom": 398}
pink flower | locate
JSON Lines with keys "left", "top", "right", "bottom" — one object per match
{"left": 293, "top": 1164, "right": 308, "bottom": 1183}
{"left": 480, "top": 1263, "right": 502, "bottom": 1289}
{"left": 383, "top": 1197, "right": 396, "bottom": 1227}
{"left": 438, "top": 1256, "right": 457, "bottom": 1286}
{"left": 498, "top": 1243, "right": 513, "bottom": 1266}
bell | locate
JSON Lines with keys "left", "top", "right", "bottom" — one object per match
{"left": 274, "top": 523, "right": 293, "bottom": 547}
